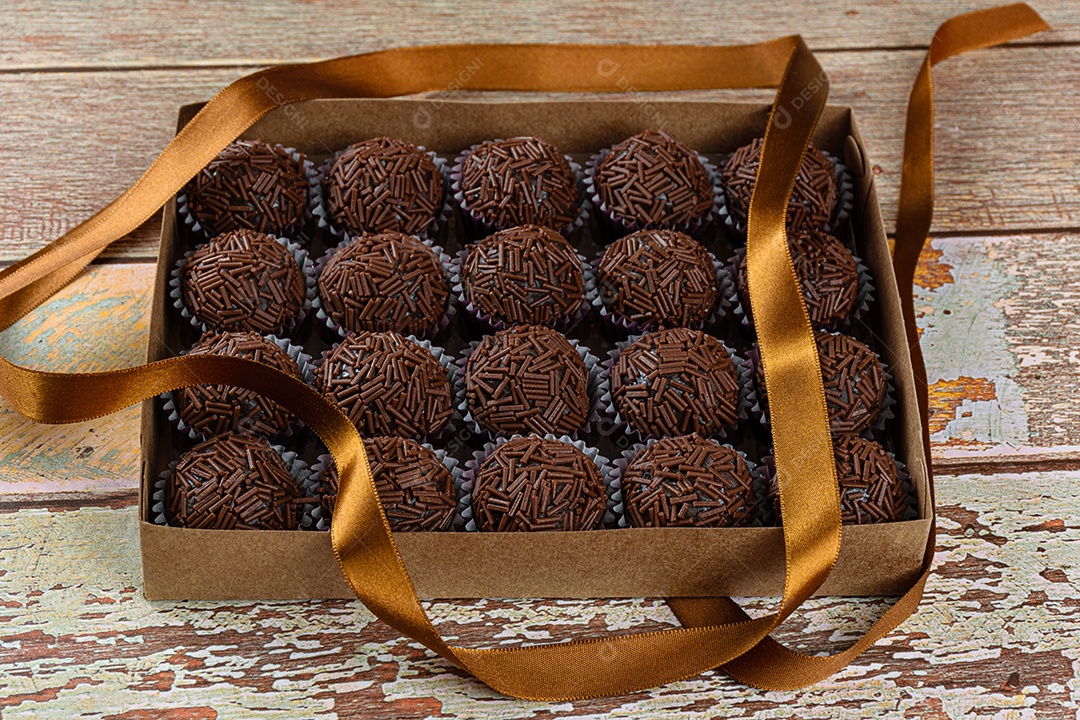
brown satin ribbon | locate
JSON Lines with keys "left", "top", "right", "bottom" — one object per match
{"left": 0, "top": 4, "right": 1047, "bottom": 700}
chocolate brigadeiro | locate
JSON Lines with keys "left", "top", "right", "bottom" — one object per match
{"left": 180, "top": 229, "right": 307, "bottom": 335}
{"left": 593, "top": 130, "right": 714, "bottom": 232}
{"left": 166, "top": 432, "right": 305, "bottom": 530}
{"left": 175, "top": 331, "right": 302, "bottom": 440}
{"left": 471, "top": 436, "right": 606, "bottom": 532}
{"left": 317, "top": 231, "right": 449, "bottom": 337}
{"left": 185, "top": 139, "right": 309, "bottom": 237}
{"left": 315, "top": 437, "right": 457, "bottom": 532}
{"left": 322, "top": 137, "right": 445, "bottom": 238}
{"left": 721, "top": 138, "right": 837, "bottom": 234}
{"left": 317, "top": 331, "right": 454, "bottom": 439}
{"left": 597, "top": 229, "right": 720, "bottom": 331}
{"left": 621, "top": 434, "right": 756, "bottom": 528}
{"left": 611, "top": 328, "right": 743, "bottom": 438}
{"left": 456, "top": 137, "right": 580, "bottom": 233}
{"left": 461, "top": 224, "right": 586, "bottom": 328}
{"left": 768, "top": 434, "right": 906, "bottom": 524}
{"left": 465, "top": 325, "right": 590, "bottom": 436}
{"left": 753, "top": 331, "right": 888, "bottom": 435}
{"left": 735, "top": 229, "right": 859, "bottom": 330}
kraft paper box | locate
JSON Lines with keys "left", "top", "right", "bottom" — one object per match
{"left": 139, "top": 98, "right": 931, "bottom": 600}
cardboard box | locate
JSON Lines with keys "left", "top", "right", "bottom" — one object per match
{"left": 140, "top": 98, "right": 931, "bottom": 600}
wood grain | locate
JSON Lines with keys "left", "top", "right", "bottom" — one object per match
{"left": 3, "top": 232, "right": 1080, "bottom": 497}
{"left": 0, "top": 264, "right": 152, "bottom": 499}
{"left": 0, "top": 46, "right": 1077, "bottom": 262}
{"left": 0, "top": 0, "right": 1075, "bottom": 71}
{"left": 1, "top": 470, "right": 1076, "bottom": 717}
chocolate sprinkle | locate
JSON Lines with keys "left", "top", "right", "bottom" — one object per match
{"left": 612, "top": 328, "right": 741, "bottom": 438}
{"left": 181, "top": 229, "right": 306, "bottom": 335}
{"left": 167, "top": 432, "right": 305, "bottom": 530}
{"left": 721, "top": 138, "right": 838, "bottom": 233}
{"left": 462, "top": 225, "right": 585, "bottom": 327}
{"left": 754, "top": 331, "right": 887, "bottom": 435}
{"left": 466, "top": 325, "right": 590, "bottom": 436}
{"left": 176, "top": 331, "right": 302, "bottom": 439}
{"left": 318, "top": 231, "right": 449, "bottom": 336}
{"left": 768, "top": 434, "right": 905, "bottom": 525}
{"left": 595, "top": 130, "right": 713, "bottom": 229}
{"left": 323, "top": 137, "right": 444, "bottom": 237}
{"left": 622, "top": 434, "right": 756, "bottom": 528}
{"left": 736, "top": 229, "right": 859, "bottom": 328}
{"left": 471, "top": 437, "right": 606, "bottom": 532}
{"left": 187, "top": 139, "right": 308, "bottom": 237}
{"left": 317, "top": 332, "right": 453, "bottom": 438}
{"left": 459, "top": 137, "right": 579, "bottom": 231}
{"left": 597, "top": 229, "right": 719, "bottom": 329}
{"left": 317, "top": 437, "right": 457, "bottom": 532}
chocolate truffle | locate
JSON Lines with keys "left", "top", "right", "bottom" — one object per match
{"left": 754, "top": 331, "right": 887, "bottom": 435}
{"left": 597, "top": 229, "right": 719, "bottom": 330}
{"left": 735, "top": 229, "right": 859, "bottom": 329}
{"left": 768, "top": 434, "right": 906, "bottom": 525}
{"left": 316, "top": 437, "right": 457, "bottom": 532}
{"left": 317, "top": 231, "right": 449, "bottom": 336}
{"left": 622, "top": 434, "right": 756, "bottom": 528}
{"left": 471, "top": 437, "right": 606, "bottom": 532}
{"left": 175, "top": 331, "right": 302, "bottom": 439}
{"left": 594, "top": 130, "right": 713, "bottom": 230}
{"left": 465, "top": 325, "right": 590, "bottom": 436}
{"left": 457, "top": 137, "right": 579, "bottom": 231}
{"left": 461, "top": 225, "right": 585, "bottom": 327}
{"left": 611, "top": 328, "right": 742, "bottom": 438}
{"left": 721, "top": 138, "right": 838, "bottom": 233}
{"left": 322, "top": 137, "right": 444, "bottom": 237}
{"left": 180, "top": 229, "right": 306, "bottom": 335}
{"left": 317, "top": 332, "right": 453, "bottom": 438}
{"left": 166, "top": 432, "right": 304, "bottom": 530}
{"left": 186, "top": 139, "right": 308, "bottom": 237}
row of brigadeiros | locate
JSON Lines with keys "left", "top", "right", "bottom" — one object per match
{"left": 158, "top": 131, "right": 909, "bottom": 535}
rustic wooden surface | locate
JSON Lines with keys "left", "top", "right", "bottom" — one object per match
{"left": 1, "top": 1, "right": 1078, "bottom": 716}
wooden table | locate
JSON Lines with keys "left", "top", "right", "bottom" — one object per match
{"left": 1, "top": 2, "right": 1078, "bottom": 716}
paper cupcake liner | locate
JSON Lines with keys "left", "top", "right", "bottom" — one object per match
{"left": 591, "top": 245, "right": 734, "bottom": 336}
{"left": 585, "top": 147, "right": 721, "bottom": 243}
{"left": 450, "top": 142, "right": 590, "bottom": 242}
{"left": 311, "top": 334, "right": 462, "bottom": 443}
{"left": 450, "top": 246, "right": 596, "bottom": 333}
{"left": 457, "top": 435, "right": 621, "bottom": 531}
{"left": 757, "top": 446, "right": 918, "bottom": 527}
{"left": 597, "top": 334, "right": 756, "bottom": 443}
{"left": 610, "top": 438, "right": 768, "bottom": 529}
{"left": 177, "top": 144, "right": 319, "bottom": 245}
{"left": 311, "top": 234, "right": 457, "bottom": 340}
{"left": 747, "top": 336, "right": 897, "bottom": 439}
{"left": 151, "top": 442, "right": 312, "bottom": 530}
{"left": 161, "top": 334, "right": 316, "bottom": 444}
{"left": 725, "top": 247, "right": 875, "bottom": 336}
{"left": 454, "top": 335, "right": 602, "bottom": 441}
{"left": 304, "top": 445, "right": 463, "bottom": 532}
{"left": 311, "top": 147, "right": 453, "bottom": 244}
{"left": 169, "top": 233, "right": 317, "bottom": 338}
{"left": 716, "top": 150, "right": 855, "bottom": 243}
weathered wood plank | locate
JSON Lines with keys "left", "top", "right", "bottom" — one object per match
{"left": 3, "top": 231, "right": 1080, "bottom": 496}
{"left": 0, "top": 264, "right": 152, "bottom": 498}
{"left": 0, "top": 0, "right": 1075, "bottom": 71}
{"left": 915, "top": 233, "right": 1080, "bottom": 466}
{"left": 0, "top": 471, "right": 1075, "bottom": 717}
{"left": 1, "top": 46, "right": 1077, "bottom": 262}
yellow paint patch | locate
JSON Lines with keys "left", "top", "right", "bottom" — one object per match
{"left": 914, "top": 243, "right": 955, "bottom": 291}
{"left": 928, "top": 376, "right": 997, "bottom": 437}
